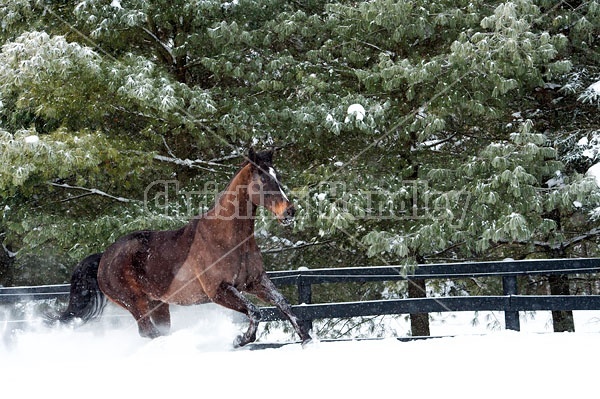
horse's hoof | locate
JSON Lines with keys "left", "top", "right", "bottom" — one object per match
{"left": 234, "top": 333, "right": 257, "bottom": 348}
{"left": 139, "top": 327, "right": 162, "bottom": 339}
{"left": 233, "top": 335, "right": 247, "bottom": 348}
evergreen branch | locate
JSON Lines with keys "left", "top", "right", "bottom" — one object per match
{"left": 48, "top": 182, "right": 132, "bottom": 203}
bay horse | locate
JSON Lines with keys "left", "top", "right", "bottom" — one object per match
{"left": 53, "top": 149, "right": 310, "bottom": 347}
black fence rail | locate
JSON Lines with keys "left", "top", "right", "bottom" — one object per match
{"left": 262, "top": 257, "right": 600, "bottom": 333}
{"left": 2, "top": 258, "right": 600, "bottom": 335}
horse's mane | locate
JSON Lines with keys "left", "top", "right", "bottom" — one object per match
{"left": 241, "top": 149, "right": 273, "bottom": 168}
{"left": 209, "top": 149, "right": 274, "bottom": 210}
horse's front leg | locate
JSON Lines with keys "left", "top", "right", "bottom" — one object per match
{"left": 212, "top": 283, "right": 262, "bottom": 347}
{"left": 251, "top": 273, "right": 312, "bottom": 344}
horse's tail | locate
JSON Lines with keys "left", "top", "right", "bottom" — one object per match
{"left": 46, "top": 252, "right": 107, "bottom": 325}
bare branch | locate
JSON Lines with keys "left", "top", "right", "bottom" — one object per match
{"left": 496, "top": 228, "right": 600, "bottom": 251}
{"left": 161, "top": 136, "right": 177, "bottom": 159}
{"left": 419, "top": 132, "right": 460, "bottom": 150}
{"left": 110, "top": 105, "right": 168, "bottom": 122}
{"left": 141, "top": 27, "right": 175, "bottom": 64}
{"left": 263, "top": 239, "right": 334, "bottom": 254}
{"left": 153, "top": 154, "right": 236, "bottom": 173}
{"left": 2, "top": 242, "right": 17, "bottom": 258}
{"left": 563, "top": 227, "right": 600, "bottom": 248}
{"left": 209, "top": 153, "right": 243, "bottom": 163}
{"left": 48, "top": 182, "right": 132, "bottom": 203}
{"left": 0, "top": 233, "right": 17, "bottom": 259}
{"left": 58, "top": 192, "right": 96, "bottom": 203}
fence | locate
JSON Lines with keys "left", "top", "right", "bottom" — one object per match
{"left": 1, "top": 258, "right": 600, "bottom": 338}
{"left": 262, "top": 258, "right": 600, "bottom": 333}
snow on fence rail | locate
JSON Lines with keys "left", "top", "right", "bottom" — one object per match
{"left": 1, "top": 258, "right": 600, "bottom": 335}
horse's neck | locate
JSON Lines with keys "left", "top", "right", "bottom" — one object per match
{"left": 210, "top": 164, "right": 256, "bottom": 235}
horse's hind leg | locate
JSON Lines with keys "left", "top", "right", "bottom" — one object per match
{"left": 149, "top": 300, "right": 171, "bottom": 336}
{"left": 108, "top": 294, "right": 162, "bottom": 338}
{"left": 211, "top": 283, "right": 261, "bottom": 347}
{"left": 100, "top": 276, "right": 161, "bottom": 338}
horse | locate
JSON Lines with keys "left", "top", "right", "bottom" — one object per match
{"left": 53, "top": 148, "right": 311, "bottom": 347}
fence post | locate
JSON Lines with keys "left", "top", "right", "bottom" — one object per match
{"left": 297, "top": 275, "right": 313, "bottom": 334}
{"left": 502, "top": 275, "right": 520, "bottom": 331}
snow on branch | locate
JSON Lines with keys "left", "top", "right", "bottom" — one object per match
{"left": 154, "top": 136, "right": 238, "bottom": 173}
{"left": 48, "top": 182, "right": 132, "bottom": 203}
{"left": 263, "top": 239, "right": 334, "bottom": 254}
{"left": 0, "top": 233, "right": 17, "bottom": 259}
{"left": 153, "top": 155, "right": 236, "bottom": 173}
{"left": 141, "top": 27, "right": 175, "bottom": 64}
{"left": 578, "top": 81, "right": 600, "bottom": 105}
{"left": 562, "top": 227, "right": 600, "bottom": 248}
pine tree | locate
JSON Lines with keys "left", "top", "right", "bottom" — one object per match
{"left": 0, "top": 0, "right": 598, "bottom": 301}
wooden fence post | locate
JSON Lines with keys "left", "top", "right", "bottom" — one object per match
{"left": 297, "top": 275, "right": 313, "bottom": 334}
{"left": 502, "top": 275, "right": 520, "bottom": 331}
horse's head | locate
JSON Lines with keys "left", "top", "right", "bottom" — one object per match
{"left": 247, "top": 148, "right": 295, "bottom": 226}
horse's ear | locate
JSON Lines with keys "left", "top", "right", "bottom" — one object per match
{"left": 264, "top": 149, "right": 274, "bottom": 163}
{"left": 248, "top": 147, "right": 257, "bottom": 164}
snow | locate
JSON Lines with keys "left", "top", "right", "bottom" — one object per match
{"left": 23, "top": 135, "right": 39, "bottom": 144}
{"left": 1, "top": 303, "right": 600, "bottom": 398}
{"left": 346, "top": 103, "right": 366, "bottom": 121}
{"left": 546, "top": 170, "right": 563, "bottom": 188}
{"left": 586, "top": 80, "right": 600, "bottom": 96}
{"left": 578, "top": 80, "right": 600, "bottom": 104}
{"left": 578, "top": 132, "right": 600, "bottom": 160}
{"left": 314, "top": 192, "right": 327, "bottom": 201}
{"left": 587, "top": 163, "right": 600, "bottom": 187}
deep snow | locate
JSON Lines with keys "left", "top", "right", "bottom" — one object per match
{"left": 1, "top": 303, "right": 599, "bottom": 399}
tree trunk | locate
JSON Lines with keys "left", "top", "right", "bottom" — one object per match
{"left": 0, "top": 242, "right": 15, "bottom": 286}
{"left": 408, "top": 278, "right": 430, "bottom": 336}
{"left": 548, "top": 274, "right": 574, "bottom": 332}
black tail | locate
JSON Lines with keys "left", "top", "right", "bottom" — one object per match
{"left": 47, "top": 253, "right": 107, "bottom": 325}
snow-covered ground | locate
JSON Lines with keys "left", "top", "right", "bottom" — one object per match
{"left": 1, "top": 303, "right": 599, "bottom": 398}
